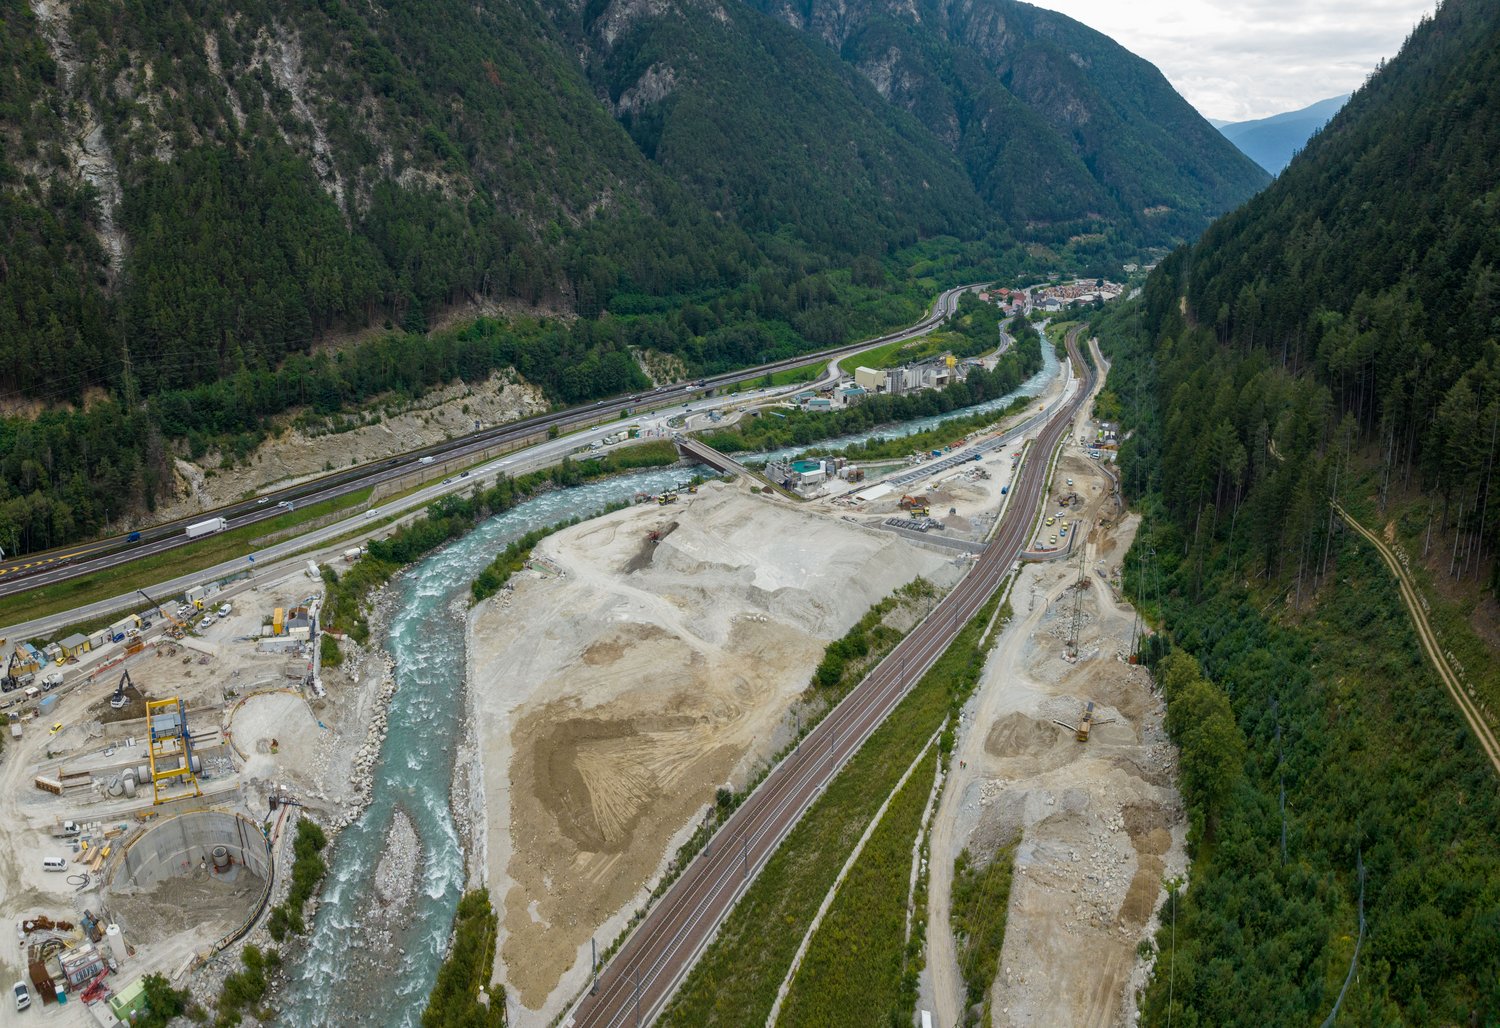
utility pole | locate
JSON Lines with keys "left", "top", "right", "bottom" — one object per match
{"left": 1067, "top": 543, "right": 1087, "bottom": 660}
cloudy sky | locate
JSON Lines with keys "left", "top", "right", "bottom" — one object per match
{"left": 1036, "top": 0, "right": 1439, "bottom": 121}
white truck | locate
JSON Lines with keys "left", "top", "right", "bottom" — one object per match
{"left": 185, "top": 517, "right": 228, "bottom": 539}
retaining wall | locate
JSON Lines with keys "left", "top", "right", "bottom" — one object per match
{"left": 110, "top": 811, "right": 271, "bottom": 891}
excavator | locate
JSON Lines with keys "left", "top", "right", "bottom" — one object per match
{"left": 137, "top": 589, "right": 187, "bottom": 640}
{"left": 110, "top": 670, "right": 135, "bottom": 710}
{"left": 2, "top": 650, "right": 23, "bottom": 692}
{"left": 1053, "top": 701, "right": 1117, "bottom": 743}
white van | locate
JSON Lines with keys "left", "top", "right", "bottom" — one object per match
{"left": 42, "top": 857, "right": 67, "bottom": 872}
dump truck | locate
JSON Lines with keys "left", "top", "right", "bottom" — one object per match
{"left": 185, "top": 517, "right": 228, "bottom": 539}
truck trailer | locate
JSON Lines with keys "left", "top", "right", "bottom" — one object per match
{"left": 185, "top": 517, "right": 228, "bottom": 539}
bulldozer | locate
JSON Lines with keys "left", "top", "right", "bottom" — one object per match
{"left": 1054, "top": 701, "right": 1116, "bottom": 743}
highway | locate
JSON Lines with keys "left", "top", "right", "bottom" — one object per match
{"left": 0, "top": 285, "right": 979, "bottom": 595}
{"left": 566, "top": 326, "right": 1096, "bottom": 1028}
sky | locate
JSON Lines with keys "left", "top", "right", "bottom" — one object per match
{"left": 1035, "top": 0, "right": 1439, "bottom": 121}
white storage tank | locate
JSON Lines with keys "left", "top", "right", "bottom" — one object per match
{"left": 105, "top": 923, "right": 127, "bottom": 963}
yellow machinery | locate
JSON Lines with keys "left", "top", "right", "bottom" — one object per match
{"left": 136, "top": 589, "right": 187, "bottom": 640}
{"left": 146, "top": 697, "right": 202, "bottom": 804}
{"left": 1053, "top": 701, "right": 1117, "bottom": 743}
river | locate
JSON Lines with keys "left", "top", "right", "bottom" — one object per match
{"left": 748, "top": 335, "right": 1058, "bottom": 465}
{"left": 277, "top": 465, "right": 706, "bottom": 1026}
{"left": 277, "top": 338, "right": 1061, "bottom": 1024}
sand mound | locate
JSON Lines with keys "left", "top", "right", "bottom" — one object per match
{"left": 468, "top": 483, "right": 959, "bottom": 1018}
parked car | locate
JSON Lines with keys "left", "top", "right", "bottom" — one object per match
{"left": 14, "top": 979, "right": 30, "bottom": 1011}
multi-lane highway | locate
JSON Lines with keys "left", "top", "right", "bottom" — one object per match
{"left": 0, "top": 285, "right": 980, "bottom": 596}
{"left": 567, "top": 327, "right": 1096, "bottom": 1028}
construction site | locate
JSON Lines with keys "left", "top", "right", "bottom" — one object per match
{"left": 920, "top": 435, "right": 1188, "bottom": 1026}
{"left": 467, "top": 482, "right": 967, "bottom": 1023}
{"left": 0, "top": 557, "right": 377, "bottom": 1024}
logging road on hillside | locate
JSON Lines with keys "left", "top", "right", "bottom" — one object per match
{"left": 1334, "top": 503, "right": 1500, "bottom": 778}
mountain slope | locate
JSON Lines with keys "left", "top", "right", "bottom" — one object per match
{"left": 563, "top": 0, "right": 989, "bottom": 255}
{"left": 1217, "top": 93, "right": 1348, "bottom": 173}
{"left": 1104, "top": 0, "right": 1500, "bottom": 1022}
{"left": 746, "top": 0, "right": 1270, "bottom": 243}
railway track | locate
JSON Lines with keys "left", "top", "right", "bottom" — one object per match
{"left": 567, "top": 327, "right": 1095, "bottom": 1028}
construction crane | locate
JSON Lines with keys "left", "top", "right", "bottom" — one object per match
{"left": 136, "top": 588, "right": 187, "bottom": 640}
{"left": 1053, "top": 701, "right": 1117, "bottom": 743}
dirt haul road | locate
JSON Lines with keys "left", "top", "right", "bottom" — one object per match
{"left": 466, "top": 483, "right": 960, "bottom": 1023}
{"left": 567, "top": 329, "right": 1097, "bottom": 1028}
{"left": 923, "top": 451, "right": 1188, "bottom": 1027}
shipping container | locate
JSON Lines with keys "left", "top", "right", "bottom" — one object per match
{"left": 185, "top": 517, "right": 228, "bottom": 539}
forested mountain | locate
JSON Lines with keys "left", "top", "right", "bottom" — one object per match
{"left": 1099, "top": 0, "right": 1500, "bottom": 1021}
{"left": 745, "top": 0, "right": 1269, "bottom": 245}
{"left": 1216, "top": 94, "right": 1348, "bottom": 173}
{"left": 0, "top": 0, "right": 1261, "bottom": 553}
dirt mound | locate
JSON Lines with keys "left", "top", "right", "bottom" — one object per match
{"left": 469, "top": 483, "right": 959, "bottom": 1018}
{"left": 985, "top": 712, "right": 1058, "bottom": 758}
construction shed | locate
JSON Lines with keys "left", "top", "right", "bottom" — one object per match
{"left": 58, "top": 633, "right": 91, "bottom": 659}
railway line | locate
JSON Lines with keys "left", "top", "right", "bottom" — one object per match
{"left": 0, "top": 285, "right": 979, "bottom": 596}
{"left": 567, "top": 326, "right": 1096, "bottom": 1027}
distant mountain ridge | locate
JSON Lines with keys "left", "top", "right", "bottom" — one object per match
{"left": 1216, "top": 94, "right": 1349, "bottom": 173}
{"left": 740, "top": 0, "right": 1269, "bottom": 242}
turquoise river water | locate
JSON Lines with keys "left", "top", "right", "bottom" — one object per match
{"left": 277, "top": 336, "right": 1058, "bottom": 1024}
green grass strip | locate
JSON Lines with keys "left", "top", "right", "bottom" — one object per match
{"left": 778, "top": 745, "right": 940, "bottom": 1025}
{"left": 951, "top": 837, "right": 1019, "bottom": 1025}
{"left": 660, "top": 590, "right": 1001, "bottom": 1026}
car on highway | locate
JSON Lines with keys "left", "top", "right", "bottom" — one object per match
{"left": 127, "top": 531, "right": 142, "bottom": 542}
{"left": 459, "top": 471, "right": 471, "bottom": 479}
{"left": 442, "top": 477, "right": 454, "bottom": 485}
{"left": 419, "top": 456, "right": 434, "bottom": 464}
{"left": 257, "top": 497, "right": 270, "bottom": 505}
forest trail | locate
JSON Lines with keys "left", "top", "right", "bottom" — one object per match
{"left": 1333, "top": 502, "right": 1500, "bottom": 777}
